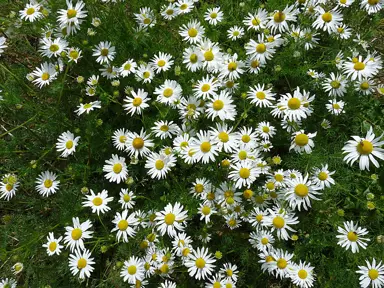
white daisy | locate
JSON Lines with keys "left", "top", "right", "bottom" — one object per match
{"left": 64, "top": 217, "right": 93, "bottom": 252}
{"left": 69, "top": 249, "right": 95, "bottom": 279}
{"left": 125, "top": 129, "right": 154, "bottom": 158}
{"left": 184, "top": 247, "right": 216, "bottom": 280}
{"left": 190, "top": 130, "right": 219, "bottom": 164}
{"left": 56, "top": 131, "right": 80, "bottom": 157}
{"left": 269, "top": 248, "right": 294, "bottom": 279}
{"left": 82, "top": 189, "right": 113, "bottom": 215}
{"left": 111, "top": 210, "right": 139, "bottom": 242}
{"left": 249, "top": 230, "right": 275, "bottom": 252}
{"left": 20, "top": 3, "right": 43, "bottom": 22}
{"left": 75, "top": 101, "right": 101, "bottom": 115}
{"left": 155, "top": 80, "right": 183, "bottom": 106}
{"left": 204, "top": 7, "right": 223, "bottom": 25}
{"left": 227, "top": 26, "right": 244, "bottom": 40}
{"left": 193, "top": 75, "right": 219, "bottom": 100}
{"left": 123, "top": 88, "right": 150, "bottom": 115}
{"left": 183, "top": 46, "right": 203, "bottom": 72}
{"left": 342, "top": 55, "right": 379, "bottom": 81}
{"left": 209, "top": 123, "right": 238, "bottom": 153}
{"left": 155, "top": 202, "right": 188, "bottom": 237}
{"left": 290, "top": 130, "right": 317, "bottom": 154}
{"left": 262, "top": 206, "right": 299, "bottom": 240}
{"left": 145, "top": 152, "right": 176, "bottom": 179}
{"left": 229, "top": 160, "right": 260, "bottom": 189}
{"left": 35, "top": 171, "right": 60, "bottom": 197}
{"left": 219, "top": 53, "right": 245, "bottom": 80}
{"left": 199, "top": 39, "right": 223, "bottom": 72}
{"left": 267, "top": 5, "right": 298, "bottom": 33}
{"left": 243, "top": 9, "right": 268, "bottom": 31}
{"left": 245, "top": 34, "right": 276, "bottom": 64}
{"left": 119, "top": 59, "right": 137, "bottom": 77}
{"left": 31, "top": 62, "right": 58, "bottom": 88}
{"left": 103, "top": 154, "right": 128, "bottom": 184}
{"left": 336, "top": 221, "right": 370, "bottom": 253}
{"left": 322, "top": 73, "right": 348, "bottom": 97}
{"left": 289, "top": 261, "right": 316, "bottom": 288}
{"left": 356, "top": 258, "right": 384, "bottom": 288}
{"left": 42, "top": 232, "right": 63, "bottom": 256}
{"left": 119, "top": 189, "right": 136, "bottom": 210}
{"left": 39, "top": 37, "right": 68, "bottom": 58}
{"left": 151, "top": 52, "right": 174, "bottom": 73}
{"left": 360, "top": 0, "right": 383, "bottom": 14}
{"left": 311, "top": 164, "right": 335, "bottom": 189}
{"left": 120, "top": 256, "right": 145, "bottom": 284}
{"left": 112, "top": 128, "right": 129, "bottom": 151}
{"left": 92, "top": 41, "right": 116, "bottom": 64}
{"left": 312, "top": 8, "right": 343, "bottom": 34}
{"left": 247, "top": 84, "right": 276, "bottom": 108}
{"left": 326, "top": 99, "right": 345, "bottom": 115}
{"left": 0, "top": 174, "right": 19, "bottom": 201}
{"left": 57, "top": 0, "right": 88, "bottom": 35}
{"left": 135, "top": 64, "right": 155, "bottom": 84}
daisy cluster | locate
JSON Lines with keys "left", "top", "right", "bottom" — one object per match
{"left": 1, "top": 0, "right": 384, "bottom": 287}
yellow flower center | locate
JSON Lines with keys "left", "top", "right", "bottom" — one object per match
{"left": 226, "top": 269, "right": 233, "bottom": 276}
{"left": 182, "top": 247, "right": 190, "bottom": 257}
{"left": 354, "top": 62, "right": 365, "bottom": 71}
{"left": 331, "top": 80, "right": 341, "bottom": 89}
{"left": 5, "top": 184, "right": 13, "bottom": 191}
{"left": 118, "top": 219, "right": 129, "bottom": 231}
{"left": 164, "top": 213, "right": 175, "bottom": 225}
{"left": 213, "top": 282, "right": 221, "bottom": 288}
{"left": 143, "top": 18, "right": 151, "bottom": 25}
{"left": 242, "top": 135, "right": 251, "bottom": 143}
{"left": 275, "top": 174, "right": 284, "bottom": 182}
{"left": 200, "top": 142, "right": 211, "bottom": 153}
{"left": 207, "top": 192, "right": 215, "bottom": 200}
{"left": 127, "top": 265, "right": 137, "bottom": 275}
{"left": 261, "top": 237, "right": 269, "bottom": 245}
{"left": 49, "top": 242, "right": 57, "bottom": 252}
{"left": 67, "top": 9, "right": 77, "bottom": 19}
{"left": 298, "top": 269, "right": 308, "bottom": 279}
{"left": 337, "top": 27, "right": 344, "bottom": 33}
{"left": 288, "top": 97, "right": 301, "bottom": 109}
{"left": 166, "top": 9, "right": 174, "bottom": 15}
{"left": 322, "top": 12, "right": 333, "bottom": 22}
{"left": 213, "top": 100, "right": 224, "bottom": 111}
{"left": 255, "top": 195, "right": 264, "bottom": 204}
{"left": 143, "top": 71, "right": 150, "bottom": 79}
{"left": 77, "top": 258, "right": 87, "bottom": 269}
{"left": 295, "top": 184, "right": 309, "bottom": 197}
{"left": 210, "top": 12, "right": 217, "bottom": 19}
{"left": 157, "top": 60, "right": 166, "bottom": 67}
{"left": 160, "top": 263, "right": 169, "bottom": 274}
{"left": 333, "top": 103, "right": 340, "bottom": 109}
{"left": 201, "top": 84, "right": 211, "bottom": 92}
{"left": 251, "top": 60, "right": 260, "bottom": 68}
{"left": 195, "top": 184, "right": 204, "bottom": 193}
{"left": 26, "top": 7, "right": 35, "bottom": 15}
{"left": 252, "top": 18, "right": 261, "bottom": 25}
{"left": 274, "top": 11, "right": 286, "bottom": 23}
{"left": 132, "top": 138, "right": 144, "bottom": 149}
{"left": 155, "top": 160, "right": 165, "bottom": 170}
{"left": 368, "top": 269, "right": 379, "bottom": 280}
{"left": 83, "top": 103, "right": 92, "bottom": 109}
{"left": 228, "top": 62, "right": 238, "bottom": 71}
{"left": 273, "top": 216, "right": 285, "bottom": 229}
{"left": 266, "top": 255, "right": 275, "bottom": 263}
{"left": 357, "top": 140, "right": 373, "bottom": 155}
{"left": 113, "top": 163, "right": 122, "bottom": 174}
{"left": 124, "top": 63, "right": 131, "bottom": 70}
{"left": 262, "top": 126, "right": 270, "bottom": 133}
{"left": 243, "top": 189, "right": 253, "bottom": 199}
{"left": 41, "top": 73, "right": 50, "bottom": 81}
{"left": 368, "top": 0, "right": 379, "bottom": 5}
{"left": 256, "top": 92, "right": 266, "bottom": 100}
{"left": 44, "top": 179, "right": 53, "bottom": 188}
{"left": 360, "top": 82, "right": 370, "bottom": 90}
{"left": 69, "top": 50, "right": 79, "bottom": 60}
{"left": 100, "top": 48, "right": 109, "bottom": 56}
{"left": 238, "top": 150, "right": 247, "bottom": 160}
{"left": 71, "top": 228, "right": 82, "bottom": 240}
{"left": 256, "top": 214, "right": 263, "bottom": 222}
{"left": 195, "top": 258, "right": 206, "bottom": 269}
{"left": 347, "top": 231, "right": 358, "bottom": 242}
{"left": 119, "top": 136, "right": 127, "bottom": 144}
{"left": 318, "top": 171, "right": 328, "bottom": 180}
{"left": 233, "top": 31, "right": 240, "bottom": 36}
{"left": 92, "top": 196, "right": 103, "bottom": 206}
{"left": 202, "top": 206, "right": 211, "bottom": 215}
{"left": 277, "top": 258, "right": 287, "bottom": 269}
{"left": 295, "top": 134, "right": 309, "bottom": 146}
{"left": 256, "top": 43, "right": 266, "bottom": 53}
{"left": 50, "top": 44, "right": 60, "bottom": 52}
{"left": 123, "top": 194, "right": 131, "bottom": 202}
{"left": 66, "top": 140, "right": 73, "bottom": 149}
{"left": 239, "top": 168, "right": 250, "bottom": 179}
{"left": 180, "top": 4, "right": 188, "bottom": 10}
{"left": 204, "top": 50, "right": 214, "bottom": 61}
{"left": 266, "top": 182, "right": 275, "bottom": 191}
{"left": 189, "top": 53, "right": 198, "bottom": 63}
{"left": 228, "top": 219, "right": 237, "bottom": 227}
{"left": 218, "top": 132, "right": 229, "bottom": 143}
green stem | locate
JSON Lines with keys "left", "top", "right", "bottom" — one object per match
{"left": 0, "top": 114, "right": 38, "bottom": 138}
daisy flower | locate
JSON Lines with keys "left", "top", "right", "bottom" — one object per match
{"left": 111, "top": 210, "right": 139, "bottom": 242}
{"left": 284, "top": 174, "right": 322, "bottom": 211}
{"left": 248, "top": 207, "right": 268, "bottom": 230}
{"left": 243, "top": 9, "right": 268, "bottom": 31}
{"left": 82, "top": 189, "right": 113, "bottom": 215}
{"left": 356, "top": 259, "right": 384, "bottom": 288}
{"left": 12, "top": 263, "right": 23, "bottom": 275}
{"left": 20, "top": 3, "right": 43, "bottom": 22}
{"left": 183, "top": 46, "right": 203, "bottom": 72}
{"left": 190, "top": 130, "right": 219, "bottom": 164}
{"left": 322, "top": 73, "right": 347, "bottom": 97}
{"left": 342, "top": 126, "right": 384, "bottom": 171}
{"left": 0, "top": 278, "right": 16, "bottom": 288}
{"left": 290, "top": 130, "right": 317, "bottom": 154}
{"left": 161, "top": 3, "right": 178, "bottom": 20}
{"left": 206, "top": 90, "right": 237, "bottom": 121}
{"left": 118, "top": 189, "right": 136, "bottom": 210}
{"left": 311, "top": 164, "right": 335, "bottom": 189}
{"left": 152, "top": 121, "right": 179, "bottom": 139}
{"left": 120, "top": 256, "right": 145, "bottom": 284}
{"left": 155, "top": 80, "right": 183, "bottom": 106}
{"left": 76, "top": 101, "right": 101, "bottom": 115}
{"left": 229, "top": 160, "right": 260, "bottom": 189}
{"left": 56, "top": 131, "right": 80, "bottom": 157}
{"left": 160, "top": 280, "right": 177, "bottom": 288}
{"left": 57, "top": 0, "right": 88, "bottom": 35}
{"left": 126, "top": 129, "right": 154, "bottom": 158}
{"left": 247, "top": 84, "right": 276, "bottom": 107}
{"left": 69, "top": 249, "right": 95, "bottom": 279}
{"left": 209, "top": 123, "right": 238, "bottom": 153}
{"left": 123, "top": 88, "right": 150, "bottom": 115}
{"left": 236, "top": 126, "right": 259, "bottom": 149}
{"left": 245, "top": 34, "right": 276, "bottom": 64}
{"left": 335, "top": 24, "right": 352, "bottom": 39}
{"left": 269, "top": 249, "right": 294, "bottom": 279}
{"left": 249, "top": 230, "right": 275, "bottom": 252}
{"left": 64, "top": 217, "right": 93, "bottom": 251}
{"left": 103, "top": 154, "right": 127, "bottom": 184}
{"left": 151, "top": 52, "right": 174, "bottom": 73}
{"left": 199, "top": 39, "right": 223, "bottom": 72}
{"left": 100, "top": 64, "right": 119, "bottom": 79}
{"left": 227, "top": 26, "right": 244, "bottom": 40}
{"left": 336, "top": 221, "right": 370, "bottom": 253}
{"left": 35, "top": 171, "right": 60, "bottom": 197}
{"left": 219, "top": 53, "right": 245, "bottom": 80}
{"left": 267, "top": 5, "right": 298, "bottom": 33}
{"left": 39, "top": 37, "right": 68, "bottom": 58}
{"left": 275, "top": 88, "right": 314, "bottom": 121}
{"left": 0, "top": 174, "right": 19, "bottom": 201}
{"left": 92, "top": 41, "right": 115, "bottom": 64}
{"left": 356, "top": 78, "right": 376, "bottom": 95}
{"left": 190, "top": 178, "right": 211, "bottom": 200}
{"left": 263, "top": 206, "right": 299, "bottom": 240}
{"left": 135, "top": 64, "right": 155, "bottom": 84}
{"left": 177, "top": 0, "right": 195, "bottom": 14}
{"left": 289, "top": 261, "right": 316, "bottom": 288}
{"left": 204, "top": 7, "right": 223, "bottom": 25}
{"left": 198, "top": 202, "right": 216, "bottom": 224}
{"left": 326, "top": 99, "right": 345, "bottom": 115}
{"left": 134, "top": 7, "right": 156, "bottom": 28}
{"left": 184, "top": 247, "right": 216, "bottom": 280}
{"left": 0, "top": 36, "right": 7, "bottom": 55}
{"left": 224, "top": 213, "right": 242, "bottom": 230}
{"left": 155, "top": 202, "right": 188, "bottom": 237}
{"left": 342, "top": 55, "right": 379, "bottom": 81}
{"left": 42, "top": 233, "right": 63, "bottom": 256}
{"left": 220, "top": 263, "right": 238, "bottom": 283}
{"left": 31, "top": 62, "right": 58, "bottom": 88}
{"left": 312, "top": 8, "right": 343, "bottom": 34}
{"left": 112, "top": 128, "right": 129, "bottom": 151}
{"left": 145, "top": 152, "right": 176, "bottom": 179}
{"left": 67, "top": 47, "right": 82, "bottom": 63}
{"left": 193, "top": 75, "right": 219, "bottom": 100}
{"left": 245, "top": 56, "right": 265, "bottom": 74}
{"left": 257, "top": 121, "right": 276, "bottom": 140}
{"left": 179, "top": 20, "right": 205, "bottom": 44}
{"left": 119, "top": 59, "right": 137, "bottom": 77}
{"left": 360, "top": 0, "right": 383, "bottom": 14}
